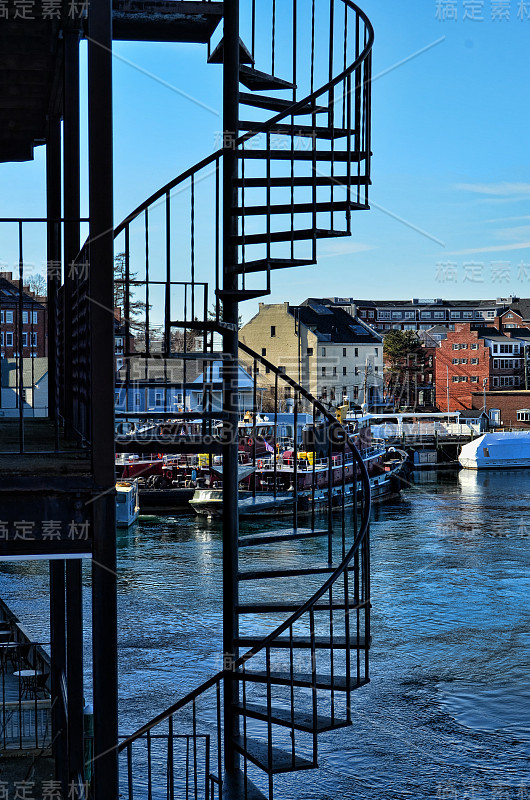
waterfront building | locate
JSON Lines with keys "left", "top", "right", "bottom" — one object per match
{"left": 0, "top": 358, "right": 48, "bottom": 417}
{"left": 470, "top": 389, "right": 530, "bottom": 429}
{"left": 311, "top": 295, "right": 528, "bottom": 333}
{"left": 239, "top": 300, "right": 384, "bottom": 407}
{"left": 0, "top": 273, "right": 47, "bottom": 358}
{"left": 434, "top": 323, "right": 530, "bottom": 412}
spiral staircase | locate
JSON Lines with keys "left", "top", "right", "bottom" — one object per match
{"left": 110, "top": 1, "right": 374, "bottom": 797}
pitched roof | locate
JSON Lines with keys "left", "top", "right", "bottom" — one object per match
{"left": 293, "top": 301, "right": 381, "bottom": 343}
{"left": 0, "top": 278, "right": 45, "bottom": 307}
{"left": 1, "top": 358, "right": 48, "bottom": 388}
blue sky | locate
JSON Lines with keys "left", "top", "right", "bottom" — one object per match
{"left": 2, "top": 0, "right": 529, "bottom": 322}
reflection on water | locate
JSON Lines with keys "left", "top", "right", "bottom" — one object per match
{"left": 1, "top": 471, "right": 530, "bottom": 798}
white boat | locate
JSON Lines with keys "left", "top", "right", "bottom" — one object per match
{"left": 116, "top": 479, "right": 140, "bottom": 526}
{"left": 459, "top": 432, "right": 530, "bottom": 470}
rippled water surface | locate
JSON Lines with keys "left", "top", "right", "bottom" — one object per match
{"left": 1, "top": 469, "right": 530, "bottom": 798}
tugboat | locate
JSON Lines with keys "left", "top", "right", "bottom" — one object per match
{"left": 115, "top": 480, "right": 140, "bottom": 527}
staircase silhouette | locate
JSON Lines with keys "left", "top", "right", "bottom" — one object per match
{"left": 111, "top": 2, "right": 374, "bottom": 797}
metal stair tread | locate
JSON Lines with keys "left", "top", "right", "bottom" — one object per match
{"left": 236, "top": 635, "right": 368, "bottom": 649}
{"left": 216, "top": 288, "right": 271, "bottom": 300}
{"left": 233, "top": 257, "right": 315, "bottom": 274}
{"left": 238, "top": 562, "right": 353, "bottom": 580}
{"left": 239, "top": 92, "right": 327, "bottom": 114}
{"left": 238, "top": 149, "right": 366, "bottom": 162}
{"left": 233, "top": 736, "right": 315, "bottom": 774}
{"left": 239, "top": 65, "right": 295, "bottom": 91}
{"left": 236, "top": 600, "right": 357, "bottom": 613}
{"left": 238, "top": 527, "right": 330, "bottom": 547}
{"left": 235, "top": 670, "right": 368, "bottom": 691}
{"left": 235, "top": 175, "right": 370, "bottom": 188}
{"left": 235, "top": 200, "right": 363, "bottom": 216}
{"left": 240, "top": 120, "right": 350, "bottom": 139}
{"left": 233, "top": 702, "right": 350, "bottom": 733}
{"left": 234, "top": 228, "right": 350, "bottom": 245}
{"left": 222, "top": 770, "right": 268, "bottom": 800}
{"left": 208, "top": 36, "right": 254, "bottom": 65}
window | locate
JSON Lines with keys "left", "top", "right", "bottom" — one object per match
{"left": 461, "top": 344, "right": 468, "bottom": 349}
{"left": 321, "top": 386, "right": 327, "bottom": 399}
{"left": 450, "top": 311, "right": 461, "bottom": 319}
{"left": 506, "top": 314, "right": 514, "bottom": 319}
{"left": 392, "top": 311, "right": 402, "bottom": 319}
{"left": 343, "top": 366, "right": 347, "bottom": 376}
{"left": 434, "top": 311, "right": 445, "bottom": 319}
{"left": 322, "top": 348, "right": 326, "bottom": 357}
{"left": 32, "top": 312, "right": 38, "bottom": 324}
{"left": 452, "top": 358, "right": 459, "bottom": 364}
{"left": 261, "top": 348, "right": 266, "bottom": 356}
{"left": 30, "top": 333, "right": 37, "bottom": 347}
{"left": 460, "top": 358, "right": 468, "bottom": 365}
{"left": 307, "top": 348, "right": 313, "bottom": 356}
{"left": 463, "top": 312, "right": 473, "bottom": 319}
{"left": 270, "top": 326, "right": 276, "bottom": 338}
{"left": 155, "top": 392, "right": 163, "bottom": 407}
{"left": 471, "top": 343, "right": 479, "bottom": 350}
{"left": 378, "top": 311, "right": 391, "bottom": 320}
{"left": 330, "top": 387, "right": 336, "bottom": 401}
{"left": 452, "top": 376, "right": 459, "bottom": 383}
{"left": 471, "top": 358, "right": 479, "bottom": 365}
{"left": 135, "top": 393, "right": 141, "bottom": 406}
{"left": 353, "top": 386, "right": 359, "bottom": 399}
{"left": 265, "top": 366, "right": 270, "bottom": 374}
{"left": 471, "top": 376, "right": 479, "bottom": 383}
{"left": 322, "top": 367, "right": 326, "bottom": 376}
{"left": 22, "top": 332, "right": 28, "bottom": 347}
{"left": 453, "top": 344, "right": 460, "bottom": 350}
{"left": 517, "top": 409, "right": 530, "bottom": 422}
{"left": 343, "top": 348, "right": 347, "bottom": 357}
{"left": 375, "top": 366, "right": 379, "bottom": 373}
{"left": 0, "top": 311, "right": 3, "bottom": 323}
{"left": 405, "top": 311, "right": 415, "bottom": 319}
{"left": 278, "top": 365, "right": 286, "bottom": 373}
{"left": 355, "top": 367, "right": 359, "bottom": 376}
{"left": 368, "top": 311, "right": 374, "bottom": 318}
{"left": 5, "top": 332, "right": 13, "bottom": 347}
{"left": 375, "top": 348, "right": 379, "bottom": 356}
{"left": 420, "top": 311, "right": 432, "bottom": 319}
{"left": 5, "top": 311, "right": 13, "bottom": 324}
{"left": 22, "top": 311, "right": 28, "bottom": 324}
{"left": 333, "top": 366, "right": 337, "bottom": 376}
{"left": 354, "top": 348, "right": 358, "bottom": 357}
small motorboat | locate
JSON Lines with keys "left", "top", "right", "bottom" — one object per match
{"left": 116, "top": 479, "right": 140, "bottom": 527}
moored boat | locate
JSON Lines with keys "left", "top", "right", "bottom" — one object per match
{"left": 116, "top": 480, "right": 140, "bottom": 527}
{"left": 459, "top": 432, "right": 530, "bottom": 470}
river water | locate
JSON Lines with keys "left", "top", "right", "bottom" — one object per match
{"left": 1, "top": 469, "right": 529, "bottom": 799}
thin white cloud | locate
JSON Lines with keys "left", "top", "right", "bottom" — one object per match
{"left": 485, "top": 215, "right": 530, "bottom": 224}
{"left": 448, "top": 242, "right": 530, "bottom": 255}
{"left": 455, "top": 182, "right": 530, "bottom": 197}
{"left": 319, "top": 241, "right": 376, "bottom": 258}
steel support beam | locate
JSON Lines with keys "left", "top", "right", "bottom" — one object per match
{"left": 222, "top": 0, "right": 240, "bottom": 776}
{"left": 49, "top": 560, "right": 68, "bottom": 790}
{"left": 45, "top": 115, "right": 61, "bottom": 427}
{"left": 63, "top": 28, "right": 81, "bottom": 431}
{"left": 88, "top": 0, "right": 118, "bottom": 795}
{"left": 66, "top": 560, "right": 85, "bottom": 786}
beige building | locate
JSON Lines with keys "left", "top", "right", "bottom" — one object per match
{"left": 239, "top": 300, "right": 384, "bottom": 407}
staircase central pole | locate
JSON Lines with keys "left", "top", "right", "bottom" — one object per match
{"left": 222, "top": 0, "right": 241, "bottom": 777}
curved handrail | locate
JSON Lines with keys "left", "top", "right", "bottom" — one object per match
{"left": 119, "top": 339, "right": 371, "bottom": 751}
{"left": 113, "top": 1, "right": 373, "bottom": 237}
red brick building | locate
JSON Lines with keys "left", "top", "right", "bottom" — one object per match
{"left": 435, "top": 323, "right": 527, "bottom": 412}
{"left": 471, "top": 390, "right": 530, "bottom": 429}
{"left": 0, "top": 272, "right": 47, "bottom": 359}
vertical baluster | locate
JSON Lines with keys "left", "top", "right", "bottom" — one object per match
{"left": 292, "top": 0, "right": 297, "bottom": 100}
{"left": 205, "top": 734, "right": 210, "bottom": 800}
{"left": 147, "top": 728, "right": 153, "bottom": 800}
{"left": 251, "top": 0, "right": 256, "bottom": 62}
{"left": 273, "top": 372, "right": 278, "bottom": 499}
{"left": 168, "top": 715, "right": 174, "bottom": 800}
{"left": 311, "top": 402, "right": 316, "bottom": 530}
{"left": 165, "top": 191, "right": 171, "bottom": 356}
{"left": 342, "top": 1, "right": 348, "bottom": 128}
{"left": 328, "top": 0, "right": 335, "bottom": 230}
{"left": 145, "top": 208, "right": 150, "bottom": 357}
{"left": 127, "top": 742, "right": 133, "bottom": 800}
{"left": 193, "top": 700, "right": 198, "bottom": 800}
{"left": 309, "top": 608, "right": 317, "bottom": 764}
{"left": 265, "top": 645, "right": 274, "bottom": 784}
{"left": 215, "top": 158, "right": 220, "bottom": 317}
{"left": 241, "top": 140, "right": 245, "bottom": 289}
{"left": 124, "top": 225, "right": 131, "bottom": 417}
{"left": 18, "top": 222, "right": 24, "bottom": 453}
{"left": 252, "top": 359, "right": 257, "bottom": 497}
{"left": 328, "top": 580, "right": 335, "bottom": 724}
{"left": 191, "top": 175, "right": 195, "bottom": 320}
{"left": 216, "top": 680, "right": 222, "bottom": 796}
{"left": 271, "top": 0, "right": 276, "bottom": 76}
{"left": 266, "top": 131, "right": 271, "bottom": 264}
{"left": 293, "top": 389, "right": 298, "bottom": 530}
{"left": 289, "top": 624, "right": 295, "bottom": 752}
{"left": 327, "top": 422, "right": 333, "bottom": 564}
{"left": 186, "top": 737, "right": 190, "bottom": 800}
